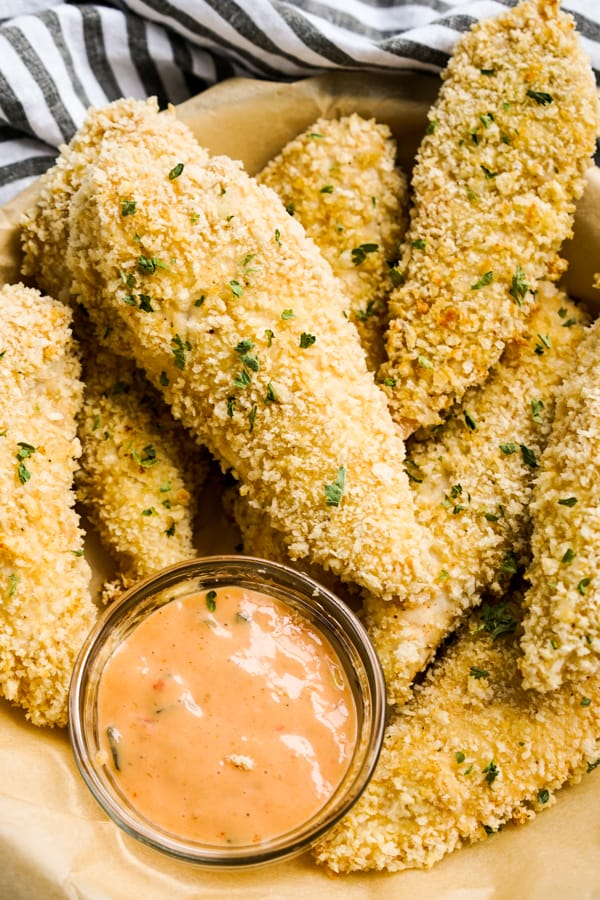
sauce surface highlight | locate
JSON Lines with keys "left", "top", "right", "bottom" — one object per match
{"left": 97, "top": 585, "right": 357, "bottom": 845}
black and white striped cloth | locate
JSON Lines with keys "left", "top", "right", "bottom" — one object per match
{"left": 0, "top": 0, "right": 599, "bottom": 205}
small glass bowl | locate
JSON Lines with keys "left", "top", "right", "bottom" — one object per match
{"left": 68, "top": 555, "right": 386, "bottom": 868}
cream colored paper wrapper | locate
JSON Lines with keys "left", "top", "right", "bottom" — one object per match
{"left": 0, "top": 72, "right": 599, "bottom": 900}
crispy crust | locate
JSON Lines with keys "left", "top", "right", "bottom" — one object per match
{"left": 0, "top": 283, "right": 95, "bottom": 727}
{"left": 520, "top": 315, "right": 600, "bottom": 690}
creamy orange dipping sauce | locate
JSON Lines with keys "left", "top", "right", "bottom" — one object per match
{"left": 97, "top": 586, "right": 357, "bottom": 846}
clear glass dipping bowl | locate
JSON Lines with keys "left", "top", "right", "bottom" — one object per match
{"left": 68, "top": 555, "right": 386, "bottom": 868}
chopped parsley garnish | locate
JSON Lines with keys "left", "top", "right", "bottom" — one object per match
{"left": 471, "top": 271, "right": 494, "bottom": 290}
{"left": 165, "top": 522, "right": 176, "bottom": 537}
{"left": 206, "top": 590, "right": 217, "bottom": 612}
{"left": 526, "top": 89, "right": 553, "bottom": 106}
{"left": 299, "top": 332, "right": 316, "bottom": 349}
{"left": 265, "top": 382, "right": 279, "bottom": 403}
{"left": 417, "top": 355, "right": 433, "bottom": 370}
{"left": 535, "top": 333, "right": 551, "bottom": 355}
{"left": 132, "top": 444, "right": 158, "bottom": 468}
{"left": 265, "top": 328, "right": 275, "bottom": 346}
{"left": 194, "top": 295, "right": 206, "bottom": 307}
{"left": 558, "top": 496, "right": 578, "bottom": 507}
{"left": 281, "top": 309, "right": 295, "bottom": 320}
{"left": 233, "top": 369, "right": 252, "bottom": 388}
{"left": 171, "top": 334, "right": 190, "bottom": 370}
{"left": 235, "top": 339, "right": 259, "bottom": 373}
{"left": 499, "top": 442, "right": 517, "bottom": 455}
{"left": 479, "top": 600, "right": 517, "bottom": 640}
{"left": 137, "top": 255, "right": 166, "bottom": 275}
{"left": 351, "top": 243, "right": 379, "bottom": 265}
{"left": 159, "top": 371, "right": 169, "bottom": 387}
{"left": 16, "top": 442, "right": 36, "bottom": 484}
{"left": 168, "top": 162, "right": 184, "bottom": 180}
{"left": 520, "top": 444, "right": 538, "bottom": 468}
{"left": 411, "top": 238, "right": 426, "bottom": 250}
{"left": 248, "top": 404, "right": 258, "bottom": 433}
{"left": 464, "top": 410, "right": 477, "bottom": 430}
{"left": 577, "top": 578, "right": 591, "bottom": 596}
{"left": 324, "top": 466, "right": 346, "bottom": 507}
{"left": 482, "top": 760, "right": 499, "bottom": 785}
{"left": 469, "top": 666, "right": 489, "bottom": 679}
{"left": 479, "top": 112, "right": 494, "bottom": 128}
{"left": 499, "top": 551, "right": 518, "bottom": 576}
{"left": 455, "top": 751, "right": 466, "bottom": 763}
{"left": 561, "top": 548, "right": 576, "bottom": 564}
{"left": 230, "top": 280, "right": 244, "bottom": 298}
{"left": 480, "top": 165, "right": 498, "bottom": 179}
{"left": 509, "top": 265, "right": 529, "bottom": 306}
{"left": 7, "top": 574, "right": 18, "bottom": 597}
{"left": 320, "top": 184, "right": 334, "bottom": 194}
{"left": 383, "top": 376, "right": 397, "bottom": 388}
{"left": 285, "top": 202, "right": 295, "bottom": 216}
{"left": 227, "top": 396, "right": 236, "bottom": 417}
{"left": 537, "top": 789, "right": 550, "bottom": 804}
{"left": 426, "top": 119, "right": 437, "bottom": 134}
{"left": 480, "top": 67, "right": 496, "bottom": 76}
{"left": 138, "top": 294, "right": 154, "bottom": 312}
{"left": 121, "top": 199, "right": 137, "bottom": 217}
{"left": 530, "top": 399, "right": 544, "bottom": 423}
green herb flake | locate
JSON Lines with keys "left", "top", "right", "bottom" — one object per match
{"left": 265, "top": 382, "right": 279, "bottom": 403}
{"left": 481, "top": 67, "right": 496, "bottom": 76}
{"left": 285, "top": 202, "right": 296, "bottom": 216}
{"left": 265, "top": 328, "right": 275, "bottom": 347}
{"left": 171, "top": 334, "right": 188, "bottom": 370}
{"left": 471, "top": 271, "right": 494, "bottom": 290}
{"left": 535, "top": 333, "right": 552, "bottom": 355}
{"left": 159, "top": 481, "right": 172, "bottom": 493}
{"left": 480, "top": 165, "right": 498, "bottom": 179}
{"left": 558, "top": 496, "right": 578, "bottom": 507}
{"left": 520, "top": 444, "right": 538, "bottom": 468}
{"left": 383, "top": 376, "right": 397, "bottom": 388}
{"left": 417, "top": 355, "right": 433, "bottom": 370}
{"left": 530, "top": 399, "right": 544, "bottom": 423}
{"left": 248, "top": 405, "right": 258, "bottom": 433}
{"left": 299, "top": 332, "right": 316, "bottom": 349}
{"left": 230, "top": 279, "right": 244, "bottom": 298}
{"left": 106, "top": 726, "right": 122, "bottom": 771}
{"left": 479, "top": 112, "right": 494, "bottom": 128}
{"left": 455, "top": 751, "right": 466, "bottom": 764}
{"left": 324, "top": 466, "right": 346, "bottom": 508}
{"left": 281, "top": 309, "right": 295, "bottom": 320}
{"left": 526, "top": 89, "right": 553, "bottom": 106}
{"left": 206, "top": 590, "right": 217, "bottom": 612}
{"left": 499, "top": 442, "right": 517, "bottom": 455}
{"left": 411, "top": 238, "right": 426, "bottom": 250}
{"left": 581, "top": 696, "right": 592, "bottom": 707}
{"left": 509, "top": 265, "right": 529, "bottom": 306}
{"left": 479, "top": 600, "right": 517, "bottom": 640}
{"left": 165, "top": 522, "right": 176, "bottom": 537}
{"left": 227, "top": 396, "right": 236, "bottom": 417}
{"left": 159, "top": 371, "right": 169, "bottom": 387}
{"left": 577, "top": 578, "right": 592, "bottom": 596}
{"left": 138, "top": 293, "right": 154, "bottom": 312}
{"left": 351, "top": 243, "right": 379, "bottom": 265}
{"left": 121, "top": 199, "right": 137, "bottom": 217}
{"left": 499, "top": 551, "right": 518, "bottom": 576}
{"left": 7, "top": 574, "right": 18, "bottom": 597}
{"left": 561, "top": 548, "right": 576, "bottom": 564}
{"left": 537, "top": 789, "right": 550, "bottom": 804}
{"left": 426, "top": 119, "right": 437, "bottom": 134}
{"left": 233, "top": 369, "right": 252, "bottom": 389}
{"left": 482, "top": 761, "right": 499, "bottom": 786}
{"left": 194, "top": 295, "right": 206, "bottom": 307}
{"left": 469, "top": 666, "right": 490, "bottom": 679}
{"left": 168, "top": 162, "right": 184, "bottom": 180}
{"left": 464, "top": 410, "right": 477, "bottom": 430}
{"left": 137, "top": 255, "right": 166, "bottom": 275}
{"left": 320, "top": 184, "right": 334, "bottom": 194}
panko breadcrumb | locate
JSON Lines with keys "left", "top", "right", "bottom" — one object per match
{"left": 258, "top": 114, "right": 409, "bottom": 371}
{"left": 0, "top": 283, "right": 95, "bottom": 727}
{"left": 77, "top": 343, "right": 208, "bottom": 602}
{"left": 314, "top": 591, "right": 600, "bottom": 873}
{"left": 366, "top": 285, "right": 590, "bottom": 701}
{"left": 380, "top": 0, "right": 599, "bottom": 436}
{"left": 519, "top": 316, "right": 600, "bottom": 691}
{"left": 63, "top": 99, "right": 437, "bottom": 603}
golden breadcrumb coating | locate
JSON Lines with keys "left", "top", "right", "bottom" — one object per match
{"left": 0, "top": 283, "right": 95, "bottom": 727}
{"left": 366, "top": 286, "right": 590, "bottom": 702}
{"left": 380, "top": 0, "right": 599, "bottom": 436}
{"left": 21, "top": 96, "right": 198, "bottom": 316}
{"left": 314, "top": 592, "right": 600, "bottom": 873}
{"left": 77, "top": 343, "right": 207, "bottom": 603}
{"left": 63, "top": 99, "right": 436, "bottom": 603}
{"left": 519, "top": 316, "right": 600, "bottom": 691}
{"left": 258, "top": 113, "right": 409, "bottom": 371}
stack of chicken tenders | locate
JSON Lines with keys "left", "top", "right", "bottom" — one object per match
{"left": 2, "top": 0, "right": 599, "bottom": 874}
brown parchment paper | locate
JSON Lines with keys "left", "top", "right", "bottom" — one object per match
{"left": 0, "top": 72, "right": 600, "bottom": 900}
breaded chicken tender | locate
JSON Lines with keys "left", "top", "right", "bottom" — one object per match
{"left": 380, "top": 0, "right": 599, "bottom": 436}
{"left": 63, "top": 100, "right": 436, "bottom": 603}
{"left": 367, "top": 286, "right": 590, "bottom": 701}
{"left": 314, "top": 591, "right": 600, "bottom": 873}
{"left": 21, "top": 97, "right": 199, "bottom": 314}
{"left": 0, "top": 283, "right": 95, "bottom": 727}
{"left": 77, "top": 343, "right": 207, "bottom": 603}
{"left": 519, "top": 316, "right": 600, "bottom": 691}
{"left": 258, "top": 114, "right": 409, "bottom": 371}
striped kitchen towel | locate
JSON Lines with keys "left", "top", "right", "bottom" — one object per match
{"left": 0, "top": 0, "right": 599, "bottom": 204}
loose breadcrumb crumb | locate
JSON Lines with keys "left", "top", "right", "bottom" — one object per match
{"left": 0, "top": 283, "right": 95, "bottom": 727}
{"left": 380, "top": 0, "right": 599, "bottom": 436}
